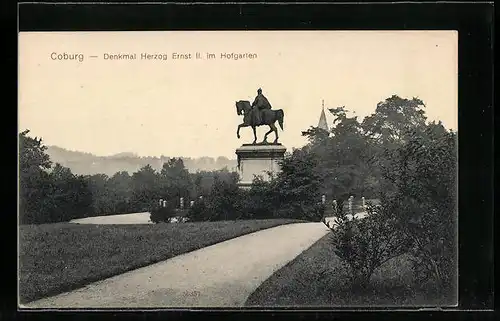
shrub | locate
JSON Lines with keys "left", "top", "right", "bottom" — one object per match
{"left": 311, "top": 202, "right": 326, "bottom": 221}
{"left": 272, "top": 151, "right": 325, "bottom": 221}
{"left": 187, "top": 182, "right": 243, "bottom": 222}
{"left": 330, "top": 204, "right": 410, "bottom": 290}
{"left": 274, "top": 200, "right": 325, "bottom": 222}
{"left": 242, "top": 176, "right": 278, "bottom": 219}
{"left": 383, "top": 193, "right": 456, "bottom": 294}
{"left": 237, "top": 151, "right": 326, "bottom": 222}
{"left": 379, "top": 123, "right": 457, "bottom": 293}
{"left": 205, "top": 176, "right": 242, "bottom": 221}
{"left": 187, "top": 198, "right": 211, "bottom": 222}
{"left": 149, "top": 204, "right": 176, "bottom": 223}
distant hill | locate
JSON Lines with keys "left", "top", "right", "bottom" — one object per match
{"left": 45, "top": 146, "right": 238, "bottom": 176}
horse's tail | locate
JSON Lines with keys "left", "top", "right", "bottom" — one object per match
{"left": 277, "top": 109, "right": 284, "bottom": 130}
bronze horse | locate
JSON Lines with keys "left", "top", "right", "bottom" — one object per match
{"left": 235, "top": 100, "right": 284, "bottom": 144}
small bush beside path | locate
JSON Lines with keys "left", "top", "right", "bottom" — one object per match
{"left": 245, "top": 233, "right": 456, "bottom": 307}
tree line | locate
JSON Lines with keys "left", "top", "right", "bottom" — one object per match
{"left": 19, "top": 123, "right": 324, "bottom": 224}
{"left": 19, "top": 129, "right": 239, "bottom": 224}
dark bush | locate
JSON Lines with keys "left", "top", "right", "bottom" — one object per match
{"left": 185, "top": 172, "right": 247, "bottom": 222}
{"left": 330, "top": 204, "right": 411, "bottom": 290}
{"left": 187, "top": 198, "right": 210, "bottom": 222}
{"left": 243, "top": 176, "right": 277, "bottom": 219}
{"left": 379, "top": 123, "right": 457, "bottom": 294}
{"left": 149, "top": 204, "right": 176, "bottom": 223}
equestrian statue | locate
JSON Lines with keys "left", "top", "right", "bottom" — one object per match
{"left": 235, "top": 88, "right": 285, "bottom": 144}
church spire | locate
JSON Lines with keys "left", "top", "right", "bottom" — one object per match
{"left": 317, "top": 99, "right": 329, "bottom": 131}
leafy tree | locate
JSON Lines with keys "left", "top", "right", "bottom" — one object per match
{"left": 269, "top": 149, "right": 325, "bottom": 221}
{"left": 301, "top": 126, "right": 330, "bottom": 145}
{"left": 302, "top": 106, "right": 377, "bottom": 201}
{"left": 380, "top": 121, "right": 457, "bottom": 293}
{"left": 84, "top": 174, "right": 111, "bottom": 215}
{"left": 20, "top": 130, "right": 95, "bottom": 223}
{"left": 187, "top": 172, "right": 240, "bottom": 222}
{"left": 361, "top": 95, "right": 427, "bottom": 146}
{"left": 107, "top": 171, "right": 133, "bottom": 214}
{"left": 204, "top": 173, "right": 241, "bottom": 221}
{"left": 130, "top": 164, "right": 161, "bottom": 211}
{"left": 19, "top": 130, "right": 52, "bottom": 174}
{"left": 360, "top": 95, "right": 429, "bottom": 198}
{"left": 243, "top": 176, "right": 277, "bottom": 219}
{"left": 190, "top": 168, "right": 238, "bottom": 199}
{"left": 19, "top": 130, "right": 53, "bottom": 224}
{"left": 47, "top": 164, "right": 93, "bottom": 222}
{"left": 160, "top": 158, "right": 191, "bottom": 206}
{"left": 192, "top": 172, "right": 204, "bottom": 197}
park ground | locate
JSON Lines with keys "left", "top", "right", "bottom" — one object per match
{"left": 22, "top": 221, "right": 329, "bottom": 308}
{"left": 245, "top": 232, "right": 457, "bottom": 307}
{"left": 19, "top": 218, "right": 303, "bottom": 304}
{"left": 19, "top": 215, "right": 457, "bottom": 307}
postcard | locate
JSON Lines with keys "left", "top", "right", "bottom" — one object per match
{"left": 19, "top": 30, "right": 458, "bottom": 309}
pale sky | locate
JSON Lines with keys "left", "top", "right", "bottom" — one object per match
{"left": 19, "top": 31, "right": 457, "bottom": 158}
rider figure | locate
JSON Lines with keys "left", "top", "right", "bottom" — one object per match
{"left": 251, "top": 88, "right": 272, "bottom": 125}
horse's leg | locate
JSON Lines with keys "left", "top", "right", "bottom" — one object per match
{"left": 237, "top": 123, "right": 250, "bottom": 139}
{"left": 252, "top": 126, "right": 257, "bottom": 144}
{"left": 263, "top": 125, "right": 274, "bottom": 143}
{"left": 269, "top": 123, "right": 278, "bottom": 143}
{"left": 237, "top": 124, "right": 244, "bottom": 139}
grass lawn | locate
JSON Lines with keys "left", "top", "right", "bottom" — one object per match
{"left": 19, "top": 218, "right": 303, "bottom": 304}
{"left": 245, "top": 232, "right": 457, "bottom": 307}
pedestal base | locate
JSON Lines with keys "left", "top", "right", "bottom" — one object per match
{"left": 235, "top": 143, "right": 287, "bottom": 189}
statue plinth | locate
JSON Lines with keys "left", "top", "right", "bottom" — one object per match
{"left": 235, "top": 143, "right": 287, "bottom": 189}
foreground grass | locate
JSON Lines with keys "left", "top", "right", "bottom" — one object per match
{"left": 19, "top": 219, "right": 303, "bottom": 304}
{"left": 246, "top": 232, "right": 457, "bottom": 307}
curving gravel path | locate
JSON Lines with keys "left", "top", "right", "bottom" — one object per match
{"left": 22, "top": 222, "right": 330, "bottom": 308}
{"left": 69, "top": 212, "right": 152, "bottom": 225}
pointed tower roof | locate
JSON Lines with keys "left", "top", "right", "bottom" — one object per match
{"left": 317, "top": 100, "right": 329, "bottom": 131}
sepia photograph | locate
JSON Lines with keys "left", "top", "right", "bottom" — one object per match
{"left": 18, "top": 30, "right": 458, "bottom": 309}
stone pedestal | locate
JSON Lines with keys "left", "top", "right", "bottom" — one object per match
{"left": 235, "top": 143, "right": 287, "bottom": 189}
